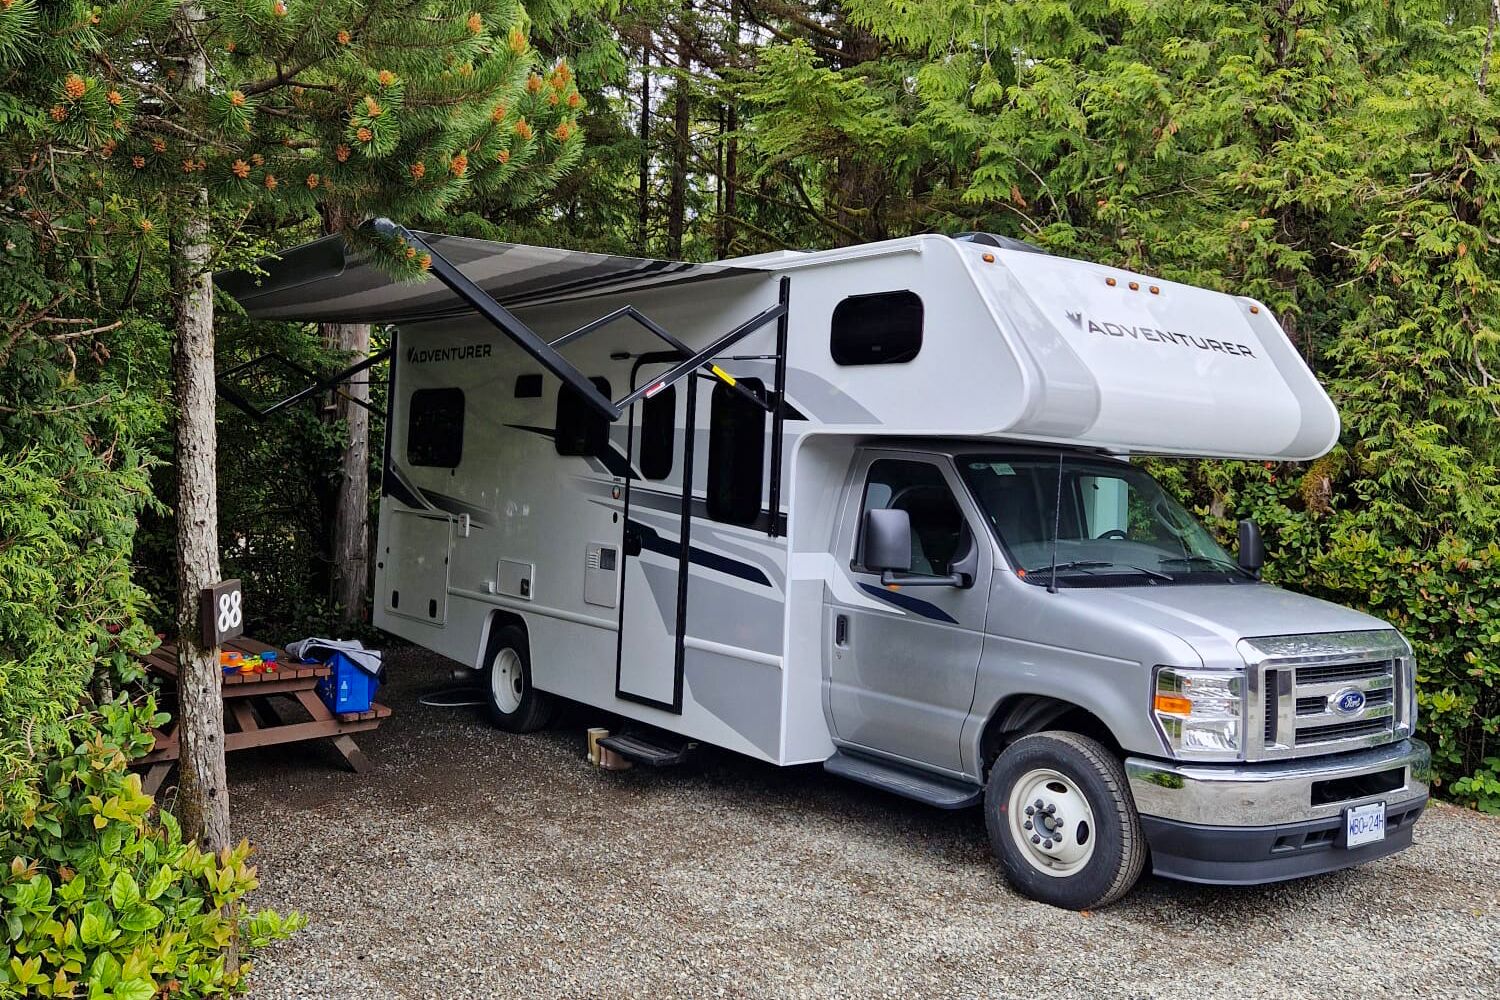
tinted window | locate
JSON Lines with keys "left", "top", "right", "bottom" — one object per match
{"left": 831, "top": 291, "right": 923, "bottom": 365}
{"left": 556, "top": 377, "right": 612, "bottom": 458}
{"left": 706, "top": 378, "right": 765, "bottom": 525}
{"left": 638, "top": 384, "right": 676, "bottom": 480}
{"left": 407, "top": 387, "right": 465, "bottom": 468}
{"left": 857, "top": 460, "right": 963, "bottom": 574}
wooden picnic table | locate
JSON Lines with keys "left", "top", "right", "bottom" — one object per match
{"left": 135, "top": 636, "right": 390, "bottom": 795}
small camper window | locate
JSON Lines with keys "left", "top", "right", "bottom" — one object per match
{"left": 638, "top": 385, "right": 676, "bottom": 481}
{"left": 831, "top": 291, "right": 924, "bottom": 365}
{"left": 707, "top": 378, "right": 766, "bottom": 526}
{"left": 555, "top": 377, "right": 613, "bottom": 458}
{"left": 407, "top": 387, "right": 465, "bottom": 468}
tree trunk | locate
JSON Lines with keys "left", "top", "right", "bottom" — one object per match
{"left": 721, "top": 0, "right": 740, "bottom": 257}
{"left": 666, "top": 59, "right": 690, "bottom": 258}
{"left": 171, "top": 1, "right": 231, "bottom": 852}
{"left": 321, "top": 204, "right": 371, "bottom": 626}
{"left": 637, "top": 41, "right": 652, "bottom": 253}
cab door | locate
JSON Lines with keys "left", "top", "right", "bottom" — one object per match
{"left": 825, "top": 452, "right": 993, "bottom": 772}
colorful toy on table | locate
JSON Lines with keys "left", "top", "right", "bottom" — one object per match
{"left": 220, "top": 650, "right": 244, "bottom": 675}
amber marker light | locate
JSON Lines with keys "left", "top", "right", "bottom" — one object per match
{"left": 1128, "top": 280, "right": 1140, "bottom": 291}
{"left": 1105, "top": 277, "right": 1117, "bottom": 286}
{"left": 1154, "top": 693, "right": 1194, "bottom": 716}
{"left": 1149, "top": 285, "right": 1160, "bottom": 295}
{"left": 982, "top": 252, "right": 996, "bottom": 263}
{"left": 1249, "top": 305, "right": 1260, "bottom": 314}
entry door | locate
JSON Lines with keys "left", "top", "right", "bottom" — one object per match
{"left": 615, "top": 365, "right": 696, "bottom": 711}
{"left": 826, "top": 454, "right": 992, "bottom": 772}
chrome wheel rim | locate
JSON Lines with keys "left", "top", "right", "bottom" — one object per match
{"left": 491, "top": 648, "right": 524, "bottom": 714}
{"left": 1007, "top": 767, "right": 1097, "bottom": 878}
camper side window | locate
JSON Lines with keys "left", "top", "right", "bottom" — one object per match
{"left": 831, "top": 291, "right": 924, "bottom": 365}
{"left": 407, "top": 387, "right": 465, "bottom": 468}
{"left": 638, "top": 384, "right": 676, "bottom": 481}
{"left": 855, "top": 460, "right": 964, "bottom": 575}
{"left": 555, "top": 377, "right": 613, "bottom": 459}
{"left": 707, "top": 378, "right": 766, "bottom": 526}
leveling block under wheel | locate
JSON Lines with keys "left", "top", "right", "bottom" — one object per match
{"left": 596, "top": 732, "right": 699, "bottom": 767}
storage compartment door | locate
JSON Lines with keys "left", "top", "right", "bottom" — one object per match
{"left": 383, "top": 509, "right": 453, "bottom": 625}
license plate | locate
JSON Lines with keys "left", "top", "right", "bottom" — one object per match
{"left": 1344, "top": 801, "right": 1386, "bottom": 848}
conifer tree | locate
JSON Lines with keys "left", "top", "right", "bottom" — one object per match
{"left": 21, "top": 0, "right": 584, "bottom": 846}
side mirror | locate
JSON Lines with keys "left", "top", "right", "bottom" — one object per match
{"left": 1237, "top": 518, "right": 1265, "bottom": 577}
{"left": 862, "top": 508, "right": 912, "bottom": 574}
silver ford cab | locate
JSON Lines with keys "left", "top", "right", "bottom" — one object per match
{"left": 835, "top": 442, "right": 1428, "bottom": 908}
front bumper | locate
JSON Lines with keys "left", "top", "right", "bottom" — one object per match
{"left": 1124, "top": 738, "right": 1430, "bottom": 885}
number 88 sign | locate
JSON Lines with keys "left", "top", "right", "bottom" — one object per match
{"left": 201, "top": 579, "right": 245, "bottom": 647}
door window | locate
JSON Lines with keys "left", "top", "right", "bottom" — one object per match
{"left": 706, "top": 378, "right": 766, "bottom": 525}
{"left": 855, "top": 459, "right": 964, "bottom": 574}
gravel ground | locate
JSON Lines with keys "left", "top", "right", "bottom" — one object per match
{"left": 219, "top": 648, "right": 1500, "bottom": 999}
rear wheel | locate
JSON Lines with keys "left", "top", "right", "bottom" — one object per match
{"left": 984, "top": 731, "right": 1146, "bottom": 910}
{"left": 482, "top": 625, "right": 556, "bottom": 733}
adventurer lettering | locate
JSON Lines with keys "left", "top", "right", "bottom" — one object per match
{"left": 406, "top": 343, "right": 493, "bottom": 364}
{"left": 1082, "top": 318, "right": 1256, "bottom": 358}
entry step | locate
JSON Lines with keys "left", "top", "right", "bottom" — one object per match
{"left": 597, "top": 732, "right": 698, "bottom": 767}
{"left": 823, "top": 750, "right": 983, "bottom": 809}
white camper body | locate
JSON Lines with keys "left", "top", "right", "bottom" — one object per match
{"left": 319, "top": 233, "right": 1336, "bottom": 766}
{"left": 227, "top": 228, "right": 1435, "bottom": 908}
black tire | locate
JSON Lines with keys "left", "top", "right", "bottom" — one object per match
{"left": 984, "top": 730, "right": 1146, "bottom": 910}
{"left": 480, "top": 625, "right": 556, "bottom": 733}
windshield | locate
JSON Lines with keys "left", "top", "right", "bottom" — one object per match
{"left": 957, "top": 454, "right": 1246, "bottom": 587}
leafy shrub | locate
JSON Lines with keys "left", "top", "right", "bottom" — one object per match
{"left": 0, "top": 700, "right": 303, "bottom": 998}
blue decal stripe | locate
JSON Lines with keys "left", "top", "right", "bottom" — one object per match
{"left": 857, "top": 582, "right": 959, "bottom": 624}
{"left": 630, "top": 520, "right": 771, "bottom": 587}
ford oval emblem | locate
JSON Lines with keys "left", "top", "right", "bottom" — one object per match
{"left": 1334, "top": 688, "right": 1367, "bottom": 715}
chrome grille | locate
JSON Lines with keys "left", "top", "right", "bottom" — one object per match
{"left": 1241, "top": 631, "right": 1412, "bottom": 761}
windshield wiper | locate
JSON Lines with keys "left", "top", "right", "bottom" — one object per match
{"left": 1030, "top": 559, "right": 1173, "bottom": 581}
{"left": 1030, "top": 560, "right": 1108, "bottom": 575}
{"left": 1159, "top": 555, "right": 1244, "bottom": 574}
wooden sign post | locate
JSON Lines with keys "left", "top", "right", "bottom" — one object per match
{"left": 200, "top": 578, "right": 245, "bottom": 648}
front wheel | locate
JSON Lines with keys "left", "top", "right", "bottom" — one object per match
{"left": 984, "top": 731, "right": 1146, "bottom": 910}
{"left": 482, "top": 625, "right": 556, "bottom": 733}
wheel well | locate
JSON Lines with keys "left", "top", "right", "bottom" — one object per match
{"left": 979, "top": 695, "right": 1123, "bottom": 773}
{"left": 478, "top": 610, "right": 528, "bottom": 667}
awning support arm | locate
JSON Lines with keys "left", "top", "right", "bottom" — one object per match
{"left": 217, "top": 347, "right": 392, "bottom": 421}
{"left": 371, "top": 219, "right": 787, "bottom": 422}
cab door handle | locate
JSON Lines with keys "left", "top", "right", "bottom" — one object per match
{"left": 834, "top": 614, "right": 849, "bottom": 647}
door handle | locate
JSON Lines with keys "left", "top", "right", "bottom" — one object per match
{"left": 834, "top": 614, "right": 849, "bottom": 647}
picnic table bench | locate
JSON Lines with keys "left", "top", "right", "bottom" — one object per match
{"left": 135, "top": 636, "right": 390, "bottom": 795}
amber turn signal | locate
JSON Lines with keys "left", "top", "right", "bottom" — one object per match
{"left": 1154, "top": 693, "right": 1193, "bottom": 717}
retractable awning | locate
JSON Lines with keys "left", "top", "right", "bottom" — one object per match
{"left": 216, "top": 220, "right": 788, "bottom": 428}
{"left": 216, "top": 230, "right": 765, "bottom": 324}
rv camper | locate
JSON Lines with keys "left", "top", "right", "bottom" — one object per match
{"left": 223, "top": 224, "right": 1429, "bottom": 909}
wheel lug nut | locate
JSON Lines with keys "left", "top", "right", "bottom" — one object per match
{"left": 1031, "top": 834, "right": 1041, "bottom": 845}
{"left": 1034, "top": 799, "right": 1044, "bottom": 810}
{"left": 1043, "top": 840, "right": 1054, "bottom": 849}
{"left": 1045, "top": 804, "right": 1056, "bottom": 814}
{"left": 1025, "top": 806, "right": 1035, "bottom": 816}
{"left": 1023, "top": 820, "right": 1032, "bottom": 830}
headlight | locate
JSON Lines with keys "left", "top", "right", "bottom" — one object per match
{"left": 1153, "top": 666, "right": 1243, "bottom": 761}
